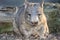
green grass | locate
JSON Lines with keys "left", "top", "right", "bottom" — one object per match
{"left": 0, "top": 22, "right": 13, "bottom": 33}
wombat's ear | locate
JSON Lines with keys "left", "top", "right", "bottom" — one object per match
{"left": 40, "top": 0, "right": 44, "bottom": 8}
{"left": 24, "top": 0, "right": 29, "bottom": 8}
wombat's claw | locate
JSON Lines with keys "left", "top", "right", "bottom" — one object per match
{"left": 31, "top": 34, "right": 40, "bottom": 39}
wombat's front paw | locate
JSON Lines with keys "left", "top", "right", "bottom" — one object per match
{"left": 31, "top": 33, "right": 40, "bottom": 39}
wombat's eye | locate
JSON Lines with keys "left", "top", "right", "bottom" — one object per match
{"left": 28, "top": 14, "right": 31, "bottom": 16}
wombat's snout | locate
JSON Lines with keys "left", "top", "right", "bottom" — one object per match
{"left": 31, "top": 22, "right": 38, "bottom": 25}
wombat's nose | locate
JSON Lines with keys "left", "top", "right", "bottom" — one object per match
{"left": 31, "top": 22, "right": 38, "bottom": 25}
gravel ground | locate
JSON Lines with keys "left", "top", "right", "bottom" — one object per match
{"left": 0, "top": 33, "right": 22, "bottom": 40}
{"left": 0, "top": 33, "right": 60, "bottom": 40}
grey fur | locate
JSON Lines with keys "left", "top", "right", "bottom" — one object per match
{"left": 14, "top": 1, "right": 49, "bottom": 40}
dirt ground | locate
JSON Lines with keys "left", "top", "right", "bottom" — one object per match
{"left": 0, "top": 33, "right": 60, "bottom": 40}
